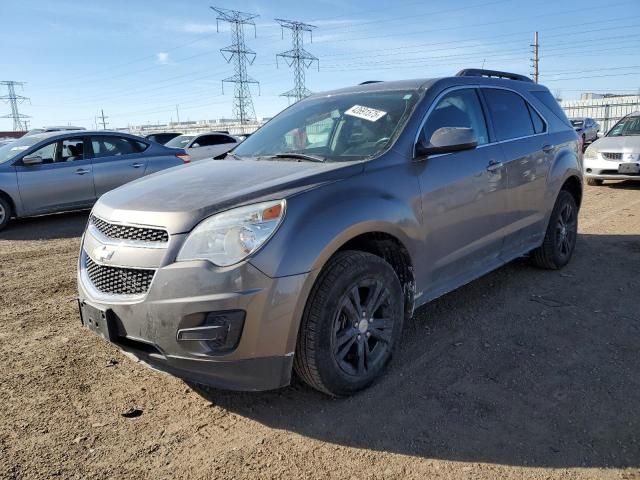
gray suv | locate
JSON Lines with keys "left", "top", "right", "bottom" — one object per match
{"left": 78, "top": 69, "right": 582, "bottom": 396}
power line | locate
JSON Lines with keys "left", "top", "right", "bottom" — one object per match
{"left": 211, "top": 6, "right": 260, "bottom": 124}
{"left": 276, "top": 19, "right": 319, "bottom": 102}
{"left": 0, "top": 81, "right": 30, "bottom": 131}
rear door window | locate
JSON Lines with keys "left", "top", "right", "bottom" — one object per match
{"left": 91, "top": 136, "right": 144, "bottom": 159}
{"left": 483, "top": 89, "right": 535, "bottom": 141}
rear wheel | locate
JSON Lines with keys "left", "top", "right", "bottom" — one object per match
{"left": 587, "top": 178, "right": 603, "bottom": 186}
{"left": 530, "top": 190, "right": 578, "bottom": 270}
{"left": 0, "top": 196, "right": 11, "bottom": 231}
{"left": 294, "top": 251, "right": 404, "bottom": 396}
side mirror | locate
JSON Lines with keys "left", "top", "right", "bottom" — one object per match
{"left": 415, "top": 127, "right": 478, "bottom": 158}
{"left": 22, "top": 155, "right": 43, "bottom": 166}
{"left": 192, "top": 143, "right": 201, "bottom": 148}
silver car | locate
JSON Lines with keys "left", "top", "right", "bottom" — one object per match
{"left": 0, "top": 131, "right": 189, "bottom": 230}
{"left": 584, "top": 112, "right": 640, "bottom": 185}
{"left": 165, "top": 132, "right": 238, "bottom": 161}
{"left": 570, "top": 117, "right": 599, "bottom": 144}
{"left": 78, "top": 69, "right": 582, "bottom": 396}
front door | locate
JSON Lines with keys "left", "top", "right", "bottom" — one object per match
{"left": 15, "top": 137, "right": 96, "bottom": 215}
{"left": 416, "top": 88, "right": 508, "bottom": 300}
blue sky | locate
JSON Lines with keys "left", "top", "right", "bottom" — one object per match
{"left": 1, "top": 0, "right": 639, "bottom": 130}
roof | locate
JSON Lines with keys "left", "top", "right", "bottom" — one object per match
{"left": 310, "top": 71, "right": 546, "bottom": 99}
{"left": 311, "top": 78, "right": 439, "bottom": 97}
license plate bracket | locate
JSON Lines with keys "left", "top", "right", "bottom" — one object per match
{"left": 618, "top": 162, "right": 640, "bottom": 174}
{"left": 79, "top": 300, "right": 113, "bottom": 341}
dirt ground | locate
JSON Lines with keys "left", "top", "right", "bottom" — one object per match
{"left": 1, "top": 183, "right": 639, "bottom": 480}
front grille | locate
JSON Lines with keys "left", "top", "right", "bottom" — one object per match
{"left": 85, "top": 256, "right": 155, "bottom": 295}
{"left": 90, "top": 215, "right": 169, "bottom": 243}
{"left": 602, "top": 152, "right": 623, "bottom": 161}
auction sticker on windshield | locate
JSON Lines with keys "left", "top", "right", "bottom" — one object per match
{"left": 345, "top": 105, "right": 387, "bottom": 122}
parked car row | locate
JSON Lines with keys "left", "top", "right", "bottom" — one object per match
{"left": 0, "top": 131, "right": 189, "bottom": 230}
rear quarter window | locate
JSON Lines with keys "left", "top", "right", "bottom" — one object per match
{"left": 531, "top": 90, "right": 571, "bottom": 127}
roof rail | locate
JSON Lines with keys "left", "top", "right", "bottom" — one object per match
{"left": 359, "top": 80, "right": 383, "bottom": 85}
{"left": 456, "top": 69, "right": 533, "bottom": 83}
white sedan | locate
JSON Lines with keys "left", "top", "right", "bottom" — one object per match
{"left": 165, "top": 132, "right": 238, "bottom": 161}
{"left": 584, "top": 112, "right": 640, "bottom": 186}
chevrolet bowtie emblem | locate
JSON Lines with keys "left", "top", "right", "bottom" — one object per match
{"left": 94, "top": 245, "right": 115, "bottom": 262}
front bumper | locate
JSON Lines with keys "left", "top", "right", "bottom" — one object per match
{"left": 78, "top": 247, "right": 314, "bottom": 391}
{"left": 584, "top": 155, "right": 640, "bottom": 181}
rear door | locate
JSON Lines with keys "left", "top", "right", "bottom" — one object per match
{"left": 481, "top": 87, "right": 550, "bottom": 259}
{"left": 15, "top": 136, "right": 96, "bottom": 215}
{"left": 90, "top": 135, "right": 149, "bottom": 197}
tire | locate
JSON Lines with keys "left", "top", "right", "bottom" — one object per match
{"left": 530, "top": 190, "right": 578, "bottom": 270}
{"left": 587, "top": 178, "right": 603, "bottom": 186}
{"left": 0, "top": 196, "right": 11, "bottom": 231}
{"left": 294, "top": 250, "right": 404, "bottom": 397}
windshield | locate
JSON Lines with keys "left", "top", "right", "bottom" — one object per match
{"left": 0, "top": 135, "right": 45, "bottom": 163}
{"left": 570, "top": 120, "right": 584, "bottom": 127}
{"left": 166, "top": 135, "right": 194, "bottom": 148}
{"left": 607, "top": 116, "right": 640, "bottom": 137}
{"left": 234, "top": 89, "right": 420, "bottom": 162}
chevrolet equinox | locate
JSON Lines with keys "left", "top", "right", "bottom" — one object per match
{"left": 78, "top": 69, "right": 582, "bottom": 396}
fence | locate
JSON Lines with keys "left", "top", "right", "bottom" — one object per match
{"left": 560, "top": 96, "right": 640, "bottom": 133}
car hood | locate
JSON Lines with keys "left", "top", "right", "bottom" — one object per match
{"left": 94, "top": 159, "right": 363, "bottom": 233}
{"left": 591, "top": 136, "right": 640, "bottom": 151}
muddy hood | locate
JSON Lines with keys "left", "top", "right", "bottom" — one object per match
{"left": 94, "top": 159, "right": 362, "bottom": 233}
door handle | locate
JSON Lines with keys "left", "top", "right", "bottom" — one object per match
{"left": 131, "top": 162, "right": 143, "bottom": 168}
{"left": 75, "top": 168, "right": 91, "bottom": 175}
{"left": 486, "top": 160, "right": 503, "bottom": 172}
{"left": 542, "top": 144, "right": 555, "bottom": 153}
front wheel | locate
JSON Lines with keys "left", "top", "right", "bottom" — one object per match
{"left": 0, "top": 196, "right": 11, "bottom": 231}
{"left": 530, "top": 190, "right": 578, "bottom": 269}
{"left": 294, "top": 251, "right": 404, "bottom": 396}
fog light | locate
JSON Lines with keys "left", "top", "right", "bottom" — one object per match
{"left": 177, "top": 310, "right": 245, "bottom": 353}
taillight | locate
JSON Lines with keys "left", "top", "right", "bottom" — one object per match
{"left": 176, "top": 153, "right": 191, "bottom": 163}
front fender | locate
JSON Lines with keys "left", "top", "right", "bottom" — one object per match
{"left": 250, "top": 167, "right": 422, "bottom": 279}
{"left": 0, "top": 166, "right": 22, "bottom": 216}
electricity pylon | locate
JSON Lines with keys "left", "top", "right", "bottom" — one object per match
{"left": 1, "top": 81, "right": 30, "bottom": 131}
{"left": 211, "top": 6, "right": 260, "bottom": 124}
{"left": 275, "top": 19, "right": 319, "bottom": 103}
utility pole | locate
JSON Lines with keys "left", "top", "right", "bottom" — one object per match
{"left": 175, "top": 104, "right": 180, "bottom": 124}
{"left": 0, "top": 81, "right": 30, "bottom": 131}
{"left": 98, "top": 109, "right": 108, "bottom": 130}
{"left": 531, "top": 31, "right": 539, "bottom": 83}
{"left": 275, "top": 19, "right": 319, "bottom": 103}
{"left": 211, "top": 6, "right": 260, "bottom": 124}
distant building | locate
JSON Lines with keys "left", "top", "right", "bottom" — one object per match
{"left": 560, "top": 93, "right": 640, "bottom": 133}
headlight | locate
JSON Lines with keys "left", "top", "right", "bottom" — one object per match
{"left": 584, "top": 147, "right": 598, "bottom": 160}
{"left": 177, "top": 199, "right": 286, "bottom": 266}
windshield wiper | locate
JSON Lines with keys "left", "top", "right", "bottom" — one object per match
{"left": 225, "top": 152, "right": 244, "bottom": 160}
{"left": 269, "top": 152, "right": 326, "bottom": 163}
